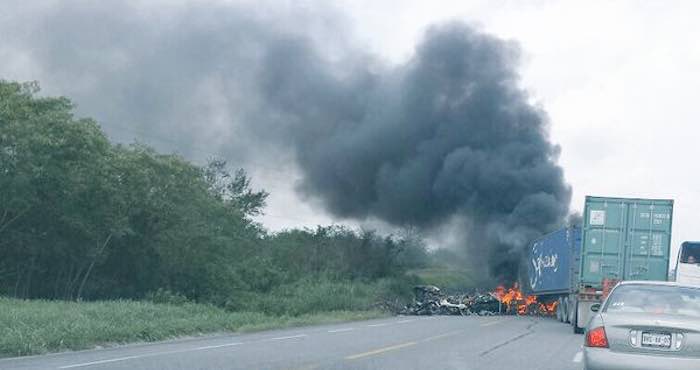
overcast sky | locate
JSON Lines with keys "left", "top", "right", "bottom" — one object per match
{"left": 330, "top": 0, "right": 700, "bottom": 260}
{"left": 259, "top": 0, "right": 699, "bottom": 259}
{"left": 3, "top": 0, "right": 698, "bottom": 262}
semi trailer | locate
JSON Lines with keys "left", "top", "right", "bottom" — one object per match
{"left": 527, "top": 196, "right": 674, "bottom": 333}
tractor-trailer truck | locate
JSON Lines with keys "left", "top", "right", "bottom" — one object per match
{"left": 526, "top": 196, "right": 674, "bottom": 333}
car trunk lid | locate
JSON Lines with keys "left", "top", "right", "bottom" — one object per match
{"left": 602, "top": 312, "right": 700, "bottom": 356}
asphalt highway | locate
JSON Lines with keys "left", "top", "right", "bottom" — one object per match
{"left": 1, "top": 315, "right": 585, "bottom": 370}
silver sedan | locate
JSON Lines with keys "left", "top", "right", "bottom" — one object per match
{"left": 584, "top": 281, "right": 700, "bottom": 370}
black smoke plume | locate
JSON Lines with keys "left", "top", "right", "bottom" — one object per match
{"left": 259, "top": 23, "right": 571, "bottom": 282}
{"left": 1, "top": 1, "right": 571, "bottom": 282}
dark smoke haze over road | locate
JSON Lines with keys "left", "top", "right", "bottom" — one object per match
{"left": 1, "top": 1, "right": 571, "bottom": 282}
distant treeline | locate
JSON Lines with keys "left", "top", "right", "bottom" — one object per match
{"left": 0, "top": 81, "right": 430, "bottom": 310}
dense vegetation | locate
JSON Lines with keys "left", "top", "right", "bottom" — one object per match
{"left": 0, "top": 80, "right": 432, "bottom": 312}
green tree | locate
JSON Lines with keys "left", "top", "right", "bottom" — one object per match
{"left": 0, "top": 80, "right": 127, "bottom": 299}
{"left": 0, "top": 79, "right": 428, "bottom": 312}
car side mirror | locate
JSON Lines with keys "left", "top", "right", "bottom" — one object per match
{"left": 591, "top": 303, "right": 601, "bottom": 312}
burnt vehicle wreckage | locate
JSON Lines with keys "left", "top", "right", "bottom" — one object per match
{"left": 400, "top": 285, "right": 558, "bottom": 316}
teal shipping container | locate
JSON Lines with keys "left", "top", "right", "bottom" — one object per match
{"left": 579, "top": 196, "right": 674, "bottom": 287}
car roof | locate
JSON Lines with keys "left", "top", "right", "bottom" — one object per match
{"left": 616, "top": 280, "right": 700, "bottom": 289}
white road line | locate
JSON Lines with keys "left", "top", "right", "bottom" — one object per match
{"left": 194, "top": 342, "right": 243, "bottom": 350}
{"left": 58, "top": 342, "right": 244, "bottom": 368}
{"left": 572, "top": 351, "right": 583, "bottom": 363}
{"left": 367, "top": 323, "right": 388, "bottom": 327}
{"left": 270, "top": 334, "right": 308, "bottom": 341}
{"left": 59, "top": 355, "right": 147, "bottom": 369}
{"left": 327, "top": 328, "right": 354, "bottom": 333}
{"left": 396, "top": 319, "right": 416, "bottom": 324}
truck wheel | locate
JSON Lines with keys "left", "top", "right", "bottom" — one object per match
{"left": 573, "top": 301, "right": 584, "bottom": 334}
{"left": 563, "top": 297, "right": 570, "bottom": 323}
{"left": 556, "top": 297, "right": 563, "bottom": 322}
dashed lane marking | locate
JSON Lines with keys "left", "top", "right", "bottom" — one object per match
{"left": 344, "top": 341, "right": 418, "bottom": 360}
{"left": 58, "top": 343, "right": 243, "bottom": 369}
{"left": 59, "top": 355, "right": 156, "bottom": 369}
{"left": 194, "top": 343, "right": 243, "bottom": 350}
{"left": 327, "top": 328, "right": 355, "bottom": 333}
{"left": 270, "top": 334, "right": 308, "bottom": 341}
{"left": 422, "top": 330, "right": 463, "bottom": 342}
{"left": 344, "top": 329, "right": 462, "bottom": 361}
{"left": 367, "top": 323, "right": 388, "bottom": 327}
{"left": 573, "top": 351, "right": 583, "bottom": 363}
{"left": 396, "top": 319, "right": 416, "bottom": 324}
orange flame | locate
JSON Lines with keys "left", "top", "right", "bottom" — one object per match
{"left": 492, "top": 284, "right": 555, "bottom": 316}
{"left": 540, "top": 301, "right": 558, "bottom": 315}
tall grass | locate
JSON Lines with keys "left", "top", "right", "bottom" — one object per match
{"left": 0, "top": 297, "right": 385, "bottom": 357}
{"left": 227, "top": 278, "right": 414, "bottom": 315}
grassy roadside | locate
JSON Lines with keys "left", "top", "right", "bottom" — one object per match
{"left": 0, "top": 297, "right": 387, "bottom": 358}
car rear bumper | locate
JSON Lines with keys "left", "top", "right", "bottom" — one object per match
{"left": 584, "top": 347, "right": 700, "bottom": 370}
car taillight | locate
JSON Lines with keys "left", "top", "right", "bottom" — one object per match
{"left": 585, "top": 326, "right": 609, "bottom": 348}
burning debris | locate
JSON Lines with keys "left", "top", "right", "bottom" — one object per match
{"left": 492, "top": 284, "right": 558, "bottom": 316}
{"left": 400, "top": 286, "right": 477, "bottom": 316}
{"left": 401, "top": 284, "right": 558, "bottom": 316}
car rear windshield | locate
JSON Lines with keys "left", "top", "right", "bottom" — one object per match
{"left": 604, "top": 284, "right": 700, "bottom": 317}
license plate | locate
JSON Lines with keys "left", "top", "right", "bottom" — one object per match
{"left": 641, "top": 332, "right": 671, "bottom": 348}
